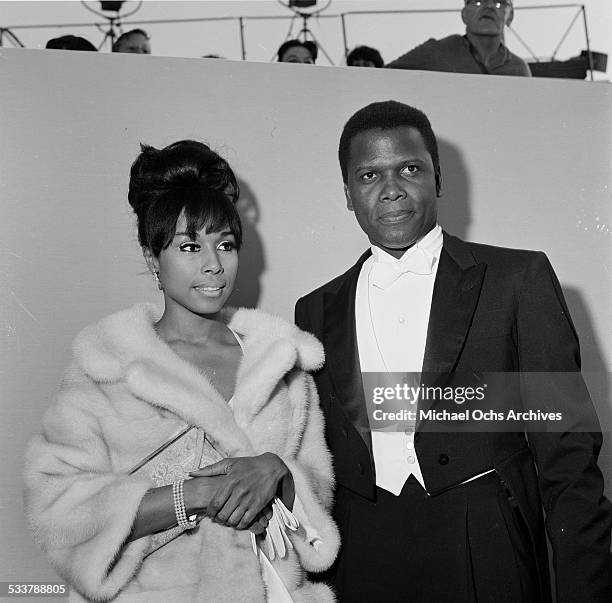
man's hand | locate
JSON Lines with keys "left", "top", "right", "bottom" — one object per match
{"left": 189, "top": 453, "right": 293, "bottom": 530}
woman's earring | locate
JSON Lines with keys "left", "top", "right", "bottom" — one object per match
{"left": 153, "top": 271, "right": 163, "bottom": 290}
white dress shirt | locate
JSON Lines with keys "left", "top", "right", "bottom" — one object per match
{"left": 355, "top": 225, "right": 443, "bottom": 494}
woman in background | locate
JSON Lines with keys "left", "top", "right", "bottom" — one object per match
{"left": 24, "top": 140, "right": 339, "bottom": 601}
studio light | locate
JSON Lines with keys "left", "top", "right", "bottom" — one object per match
{"left": 277, "top": 0, "right": 333, "bottom": 63}
{"left": 279, "top": 0, "right": 329, "bottom": 15}
{"left": 80, "top": 1, "right": 143, "bottom": 50}
{"left": 100, "top": 1, "right": 125, "bottom": 11}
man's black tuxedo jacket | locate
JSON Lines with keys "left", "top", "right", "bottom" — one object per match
{"left": 295, "top": 232, "right": 612, "bottom": 602}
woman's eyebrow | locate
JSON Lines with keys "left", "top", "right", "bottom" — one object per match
{"left": 173, "top": 231, "right": 235, "bottom": 238}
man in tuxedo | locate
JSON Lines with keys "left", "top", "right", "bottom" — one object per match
{"left": 294, "top": 101, "right": 611, "bottom": 602}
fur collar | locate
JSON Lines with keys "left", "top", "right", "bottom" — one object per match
{"left": 72, "top": 303, "right": 324, "bottom": 457}
{"left": 73, "top": 304, "right": 323, "bottom": 380}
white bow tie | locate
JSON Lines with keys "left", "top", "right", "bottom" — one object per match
{"left": 371, "top": 247, "right": 436, "bottom": 289}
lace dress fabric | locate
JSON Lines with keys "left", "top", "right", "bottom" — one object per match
{"left": 136, "top": 426, "right": 225, "bottom": 555}
{"left": 132, "top": 328, "right": 296, "bottom": 599}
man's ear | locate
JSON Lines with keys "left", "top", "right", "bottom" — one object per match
{"left": 460, "top": 5, "right": 468, "bottom": 27}
{"left": 435, "top": 168, "right": 443, "bottom": 197}
{"left": 142, "top": 247, "right": 159, "bottom": 275}
{"left": 505, "top": 5, "right": 514, "bottom": 27}
{"left": 344, "top": 184, "right": 354, "bottom": 211}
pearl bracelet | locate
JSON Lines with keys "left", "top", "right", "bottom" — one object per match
{"left": 172, "top": 478, "right": 197, "bottom": 529}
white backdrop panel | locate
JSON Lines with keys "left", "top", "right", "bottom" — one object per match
{"left": 1, "top": 48, "right": 610, "bottom": 583}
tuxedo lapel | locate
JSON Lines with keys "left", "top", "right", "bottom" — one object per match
{"left": 321, "top": 235, "right": 485, "bottom": 449}
{"left": 323, "top": 251, "right": 372, "bottom": 453}
{"left": 422, "top": 233, "right": 486, "bottom": 376}
{"left": 416, "top": 234, "right": 486, "bottom": 431}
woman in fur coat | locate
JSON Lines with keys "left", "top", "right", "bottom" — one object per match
{"left": 24, "top": 140, "right": 339, "bottom": 602}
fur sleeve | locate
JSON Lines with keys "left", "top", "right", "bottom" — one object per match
{"left": 282, "top": 374, "right": 340, "bottom": 572}
{"left": 23, "top": 364, "right": 152, "bottom": 601}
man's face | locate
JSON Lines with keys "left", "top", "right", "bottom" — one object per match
{"left": 116, "top": 33, "right": 151, "bottom": 54}
{"left": 462, "top": 0, "right": 513, "bottom": 37}
{"left": 280, "top": 46, "right": 314, "bottom": 64}
{"left": 344, "top": 127, "right": 439, "bottom": 258}
{"left": 350, "top": 58, "right": 377, "bottom": 68}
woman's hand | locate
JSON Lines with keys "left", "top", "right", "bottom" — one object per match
{"left": 249, "top": 506, "right": 274, "bottom": 536}
{"left": 189, "top": 453, "right": 293, "bottom": 530}
{"left": 128, "top": 473, "right": 274, "bottom": 543}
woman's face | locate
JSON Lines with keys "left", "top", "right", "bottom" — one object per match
{"left": 150, "top": 214, "right": 238, "bottom": 318}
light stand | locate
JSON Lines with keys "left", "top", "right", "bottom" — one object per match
{"left": 0, "top": 27, "right": 24, "bottom": 48}
{"left": 80, "top": 1, "right": 142, "bottom": 51}
{"left": 277, "top": 0, "right": 334, "bottom": 64}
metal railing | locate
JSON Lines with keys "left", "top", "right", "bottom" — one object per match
{"left": 0, "top": 4, "right": 595, "bottom": 78}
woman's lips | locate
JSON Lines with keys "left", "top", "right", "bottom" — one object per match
{"left": 194, "top": 284, "right": 225, "bottom": 297}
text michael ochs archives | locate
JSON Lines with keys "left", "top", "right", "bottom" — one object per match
{"left": 360, "top": 373, "right": 597, "bottom": 433}
{"left": 372, "top": 407, "right": 563, "bottom": 423}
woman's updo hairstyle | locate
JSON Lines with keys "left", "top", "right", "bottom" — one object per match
{"left": 128, "top": 140, "right": 242, "bottom": 256}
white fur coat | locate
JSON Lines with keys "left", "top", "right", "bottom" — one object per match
{"left": 24, "top": 304, "right": 339, "bottom": 602}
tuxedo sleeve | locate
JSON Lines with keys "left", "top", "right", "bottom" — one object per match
{"left": 295, "top": 296, "right": 312, "bottom": 335}
{"left": 517, "top": 252, "right": 612, "bottom": 602}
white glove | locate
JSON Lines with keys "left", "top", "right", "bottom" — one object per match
{"left": 251, "top": 497, "right": 299, "bottom": 561}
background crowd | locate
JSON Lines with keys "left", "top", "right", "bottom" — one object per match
{"left": 9, "top": 0, "right": 607, "bottom": 80}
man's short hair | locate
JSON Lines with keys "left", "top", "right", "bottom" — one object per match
{"left": 338, "top": 100, "right": 440, "bottom": 193}
{"left": 464, "top": 0, "right": 513, "bottom": 4}
{"left": 276, "top": 39, "right": 317, "bottom": 62}
{"left": 346, "top": 45, "right": 384, "bottom": 68}
{"left": 112, "top": 28, "right": 150, "bottom": 52}
{"left": 46, "top": 35, "right": 97, "bottom": 51}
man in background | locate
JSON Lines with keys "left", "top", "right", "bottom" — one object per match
{"left": 277, "top": 39, "right": 317, "bottom": 64}
{"left": 46, "top": 35, "right": 97, "bottom": 52}
{"left": 112, "top": 28, "right": 151, "bottom": 55}
{"left": 346, "top": 45, "right": 384, "bottom": 68}
{"left": 387, "top": 0, "right": 530, "bottom": 76}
